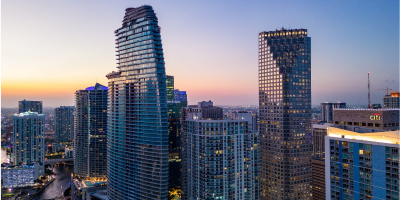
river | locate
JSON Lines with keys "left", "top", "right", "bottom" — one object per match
{"left": 1, "top": 149, "right": 73, "bottom": 199}
{"left": 33, "top": 164, "right": 73, "bottom": 200}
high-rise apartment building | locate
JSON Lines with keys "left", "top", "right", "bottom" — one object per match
{"left": 181, "top": 103, "right": 260, "bottom": 199}
{"left": 55, "top": 106, "right": 75, "bottom": 142}
{"left": 167, "top": 75, "right": 174, "bottom": 101}
{"left": 12, "top": 112, "right": 45, "bottom": 165}
{"left": 106, "top": 5, "right": 169, "bottom": 199}
{"left": 325, "top": 126, "right": 400, "bottom": 199}
{"left": 258, "top": 28, "right": 312, "bottom": 199}
{"left": 320, "top": 102, "right": 346, "bottom": 122}
{"left": 74, "top": 83, "right": 108, "bottom": 178}
{"left": 384, "top": 92, "right": 400, "bottom": 108}
{"left": 18, "top": 100, "right": 43, "bottom": 114}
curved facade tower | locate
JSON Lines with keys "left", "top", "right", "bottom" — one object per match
{"left": 106, "top": 5, "right": 169, "bottom": 200}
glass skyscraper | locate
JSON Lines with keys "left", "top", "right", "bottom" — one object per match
{"left": 166, "top": 75, "right": 174, "bottom": 101}
{"left": 106, "top": 5, "right": 169, "bottom": 199}
{"left": 55, "top": 106, "right": 75, "bottom": 142}
{"left": 258, "top": 28, "right": 312, "bottom": 199}
{"left": 74, "top": 83, "right": 108, "bottom": 178}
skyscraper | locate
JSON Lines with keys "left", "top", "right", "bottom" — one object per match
{"left": 18, "top": 100, "right": 43, "bottom": 114}
{"left": 167, "top": 75, "right": 174, "bottom": 101}
{"left": 55, "top": 106, "right": 75, "bottom": 142}
{"left": 12, "top": 112, "right": 45, "bottom": 165}
{"left": 181, "top": 103, "right": 260, "bottom": 199}
{"left": 166, "top": 75, "right": 188, "bottom": 189}
{"left": 74, "top": 83, "right": 108, "bottom": 178}
{"left": 258, "top": 28, "right": 312, "bottom": 199}
{"left": 106, "top": 5, "right": 169, "bottom": 199}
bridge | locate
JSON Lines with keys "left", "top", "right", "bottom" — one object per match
{"left": 45, "top": 158, "right": 73, "bottom": 164}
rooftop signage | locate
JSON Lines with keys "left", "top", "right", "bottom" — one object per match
{"left": 370, "top": 113, "right": 381, "bottom": 120}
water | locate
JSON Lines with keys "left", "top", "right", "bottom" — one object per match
{"left": 1, "top": 148, "right": 10, "bottom": 163}
{"left": 1, "top": 149, "right": 73, "bottom": 199}
{"left": 33, "top": 164, "right": 74, "bottom": 200}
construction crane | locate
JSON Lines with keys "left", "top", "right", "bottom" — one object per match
{"left": 377, "top": 87, "right": 392, "bottom": 96}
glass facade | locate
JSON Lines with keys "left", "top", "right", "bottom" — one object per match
{"left": 74, "top": 83, "right": 108, "bottom": 178}
{"left": 106, "top": 5, "right": 169, "bottom": 200}
{"left": 168, "top": 100, "right": 187, "bottom": 188}
{"left": 55, "top": 106, "right": 75, "bottom": 142}
{"left": 167, "top": 75, "right": 174, "bottom": 101}
{"left": 174, "top": 89, "right": 187, "bottom": 101}
{"left": 258, "top": 29, "right": 312, "bottom": 199}
{"left": 12, "top": 112, "right": 45, "bottom": 165}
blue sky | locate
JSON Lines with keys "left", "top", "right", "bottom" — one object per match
{"left": 2, "top": 0, "right": 399, "bottom": 107}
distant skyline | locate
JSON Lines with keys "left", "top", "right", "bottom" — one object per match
{"left": 2, "top": 0, "right": 399, "bottom": 107}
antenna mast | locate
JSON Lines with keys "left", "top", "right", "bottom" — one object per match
{"left": 368, "top": 72, "right": 370, "bottom": 108}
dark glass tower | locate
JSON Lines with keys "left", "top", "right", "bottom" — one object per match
{"left": 106, "top": 5, "right": 169, "bottom": 200}
{"left": 55, "top": 106, "right": 74, "bottom": 142}
{"left": 166, "top": 75, "right": 174, "bottom": 101}
{"left": 258, "top": 29, "right": 312, "bottom": 200}
{"left": 74, "top": 83, "right": 108, "bottom": 178}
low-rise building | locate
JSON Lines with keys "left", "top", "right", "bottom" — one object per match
{"left": 384, "top": 92, "right": 400, "bottom": 109}
{"left": 1, "top": 162, "right": 44, "bottom": 188}
{"left": 65, "top": 146, "right": 74, "bottom": 158}
{"left": 333, "top": 109, "right": 399, "bottom": 131}
{"left": 71, "top": 175, "right": 107, "bottom": 200}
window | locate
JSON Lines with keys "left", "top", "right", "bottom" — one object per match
{"left": 359, "top": 150, "right": 364, "bottom": 155}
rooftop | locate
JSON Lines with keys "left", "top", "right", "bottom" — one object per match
{"left": 13, "top": 111, "right": 45, "bottom": 117}
{"left": 334, "top": 108, "right": 400, "bottom": 111}
{"left": 327, "top": 126, "right": 400, "bottom": 145}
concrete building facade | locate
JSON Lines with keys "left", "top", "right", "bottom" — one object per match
{"left": 12, "top": 112, "right": 45, "bottom": 165}
{"left": 325, "top": 126, "right": 400, "bottom": 199}
{"left": 320, "top": 102, "right": 346, "bottom": 122}
{"left": 181, "top": 103, "right": 260, "bottom": 199}
{"left": 384, "top": 92, "right": 400, "bottom": 109}
{"left": 18, "top": 100, "right": 43, "bottom": 114}
{"left": 333, "top": 109, "right": 399, "bottom": 131}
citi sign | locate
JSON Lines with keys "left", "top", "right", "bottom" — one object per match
{"left": 370, "top": 113, "right": 381, "bottom": 120}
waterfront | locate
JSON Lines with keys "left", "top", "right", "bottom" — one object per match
{"left": 0, "top": 148, "right": 8, "bottom": 163}
{"left": 33, "top": 164, "right": 73, "bottom": 200}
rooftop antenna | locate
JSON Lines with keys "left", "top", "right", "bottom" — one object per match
{"left": 368, "top": 72, "right": 370, "bottom": 108}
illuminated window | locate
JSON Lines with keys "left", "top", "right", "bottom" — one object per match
{"left": 359, "top": 150, "right": 363, "bottom": 155}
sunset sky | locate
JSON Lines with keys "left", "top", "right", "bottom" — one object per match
{"left": 2, "top": 0, "right": 399, "bottom": 107}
